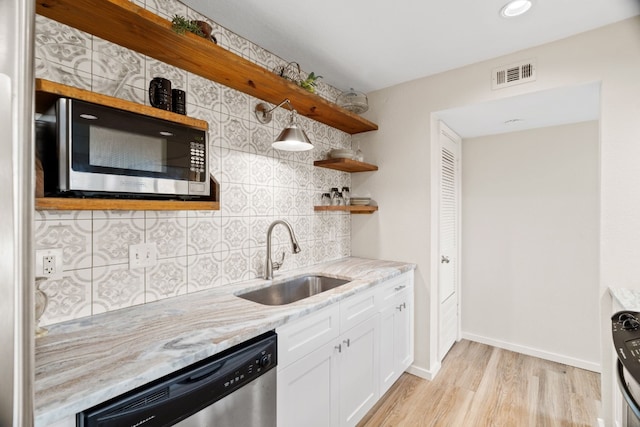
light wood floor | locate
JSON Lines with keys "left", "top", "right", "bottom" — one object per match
{"left": 358, "top": 340, "right": 601, "bottom": 427}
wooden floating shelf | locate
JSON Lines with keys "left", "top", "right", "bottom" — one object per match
{"left": 35, "top": 0, "right": 378, "bottom": 135}
{"left": 314, "top": 158, "right": 378, "bottom": 173}
{"left": 314, "top": 205, "right": 378, "bottom": 214}
{"left": 35, "top": 175, "right": 220, "bottom": 211}
{"left": 36, "top": 198, "right": 220, "bottom": 211}
{"left": 35, "top": 79, "right": 208, "bottom": 129}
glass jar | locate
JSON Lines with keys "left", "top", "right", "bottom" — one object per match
{"left": 330, "top": 187, "right": 339, "bottom": 202}
{"left": 354, "top": 141, "right": 364, "bottom": 162}
{"left": 335, "top": 192, "right": 344, "bottom": 206}
{"left": 341, "top": 186, "right": 350, "bottom": 205}
{"left": 320, "top": 192, "right": 331, "bottom": 206}
{"left": 331, "top": 189, "right": 343, "bottom": 206}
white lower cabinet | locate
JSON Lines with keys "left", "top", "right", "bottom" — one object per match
{"left": 278, "top": 336, "right": 340, "bottom": 427}
{"left": 337, "top": 313, "right": 380, "bottom": 427}
{"left": 277, "top": 271, "right": 414, "bottom": 427}
{"left": 379, "top": 276, "right": 414, "bottom": 395}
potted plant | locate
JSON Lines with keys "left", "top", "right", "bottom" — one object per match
{"left": 299, "top": 71, "right": 322, "bottom": 93}
{"left": 171, "top": 15, "right": 217, "bottom": 43}
{"left": 171, "top": 15, "right": 204, "bottom": 36}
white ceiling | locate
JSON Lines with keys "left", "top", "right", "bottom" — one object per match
{"left": 182, "top": 0, "right": 640, "bottom": 93}
{"left": 436, "top": 82, "right": 601, "bottom": 138}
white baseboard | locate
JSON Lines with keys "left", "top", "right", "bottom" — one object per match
{"left": 462, "top": 332, "right": 601, "bottom": 373}
{"left": 406, "top": 361, "right": 441, "bottom": 381}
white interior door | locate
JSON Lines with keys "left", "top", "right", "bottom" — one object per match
{"left": 438, "top": 121, "right": 461, "bottom": 361}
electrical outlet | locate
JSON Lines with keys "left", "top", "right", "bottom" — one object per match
{"left": 35, "top": 248, "right": 64, "bottom": 278}
{"left": 129, "top": 243, "right": 157, "bottom": 269}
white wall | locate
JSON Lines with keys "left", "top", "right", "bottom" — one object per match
{"left": 461, "top": 122, "right": 600, "bottom": 370}
{"left": 351, "top": 17, "right": 640, "bottom": 424}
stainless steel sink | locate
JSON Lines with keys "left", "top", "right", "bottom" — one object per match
{"left": 237, "top": 275, "right": 350, "bottom": 306}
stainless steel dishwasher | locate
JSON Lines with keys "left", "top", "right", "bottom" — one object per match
{"left": 77, "top": 331, "right": 277, "bottom": 427}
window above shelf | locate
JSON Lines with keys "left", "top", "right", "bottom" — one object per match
{"left": 35, "top": 0, "right": 379, "bottom": 135}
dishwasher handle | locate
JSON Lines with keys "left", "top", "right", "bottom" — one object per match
{"left": 168, "top": 356, "right": 242, "bottom": 398}
{"left": 169, "top": 337, "right": 273, "bottom": 398}
{"left": 176, "top": 360, "right": 225, "bottom": 385}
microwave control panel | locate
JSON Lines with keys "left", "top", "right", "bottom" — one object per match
{"left": 190, "top": 141, "right": 206, "bottom": 174}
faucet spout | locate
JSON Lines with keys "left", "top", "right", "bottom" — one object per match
{"left": 265, "top": 219, "right": 301, "bottom": 280}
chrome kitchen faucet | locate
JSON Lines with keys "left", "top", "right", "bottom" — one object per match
{"left": 264, "top": 220, "right": 301, "bottom": 280}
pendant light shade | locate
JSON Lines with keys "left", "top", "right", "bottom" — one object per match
{"left": 255, "top": 99, "right": 314, "bottom": 151}
{"left": 272, "top": 110, "right": 313, "bottom": 151}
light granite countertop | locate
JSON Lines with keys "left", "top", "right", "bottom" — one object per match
{"left": 34, "top": 256, "right": 416, "bottom": 426}
{"left": 610, "top": 287, "right": 640, "bottom": 311}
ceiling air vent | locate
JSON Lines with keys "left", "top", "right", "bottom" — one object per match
{"left": 491, "top": 59, "right": 536, "bottom": 90}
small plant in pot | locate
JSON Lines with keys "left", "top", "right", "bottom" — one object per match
{"left": 299, "top": 72, "right": 322, "bottom": 93}
{"left": 171, "top": 15, "right": 217, "bottom": 43}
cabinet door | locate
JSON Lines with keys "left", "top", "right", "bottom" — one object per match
{"left": 277, "top": 343, "right": 340, "bottom": 427}
{"left": 395, "top": 288, "right": 413, "bottom": 372}
{"left": 379, "top": 283, "right": 414, "bottom": 395}
{"left": 379, "top": 300, "right": 398, "bottom": 395}
{"left": 338, "top": 314, "right": 380, "bottom": 427}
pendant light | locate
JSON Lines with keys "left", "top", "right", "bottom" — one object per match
{"left": 254, "top": 99, "right": 313, "bottom": 151}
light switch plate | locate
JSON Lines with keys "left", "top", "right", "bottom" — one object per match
{"left": 129, "top": 243, "right": 157, "bottom": 269}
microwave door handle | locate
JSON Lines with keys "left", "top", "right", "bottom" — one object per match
{"left": 617, "top": 360, "right": 640, "bottom": 420}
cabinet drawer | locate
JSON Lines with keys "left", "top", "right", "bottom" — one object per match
{"left": 277, "top": 303, "right": 340, "bottom": 369}
{"left": 378, "top": 272, "right": 412, "bottom": 308}
{"left": 340, "top": 287, "right": 378, "bottom": 332}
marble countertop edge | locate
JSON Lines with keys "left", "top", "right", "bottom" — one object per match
{"left": 609, "top": 287, "right": 640, "bottom": 311}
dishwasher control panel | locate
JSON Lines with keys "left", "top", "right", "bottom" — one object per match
{"left": 223, "top": 344, "right": 275, "bottom": 390}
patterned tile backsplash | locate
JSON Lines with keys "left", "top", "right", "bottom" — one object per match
{"left": 34, "top": 0, "right": 353, "bottom": 326}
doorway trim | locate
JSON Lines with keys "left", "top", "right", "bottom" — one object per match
{"left": 428, "top": 118, "right": 462, "bottom": 373}
{"left": 437, "top": 120, "right": 462, "bottom": 361}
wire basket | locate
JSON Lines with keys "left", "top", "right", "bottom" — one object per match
{"left": 273, "top": 61, "right": 301, "bottom": 84}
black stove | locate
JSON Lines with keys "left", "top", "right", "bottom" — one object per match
{"left": 612, "top": 310, "right": 640, "bottom": 427}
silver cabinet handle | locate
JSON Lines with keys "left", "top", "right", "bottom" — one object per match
{"left": 441, "top": 255, "right": 450, "bottom": 264}
{"left": 396, "top": 302, "right": 407, "bottom": 311}
{"left": 343, "top": 339, "right": 350, "bottom": 347}
{"left": 335, "top": 343, "right": 342, "bottom": 353}
{"left": 394, "top": 285, "right": 406, "bottom": 291}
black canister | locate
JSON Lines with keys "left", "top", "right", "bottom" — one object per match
{"left": 172, "top": 89, "right": 186, "bottom": 115}
{"left": 149, "top": 77, "right": 172, "bottom": 111}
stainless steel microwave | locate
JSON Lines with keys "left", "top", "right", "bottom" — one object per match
{"left": 36, "top": 98, "right": 209, "bottom": 199}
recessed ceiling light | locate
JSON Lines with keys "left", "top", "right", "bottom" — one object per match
{"left": 500, "top": 0, "right": 533, "bottom": 18}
